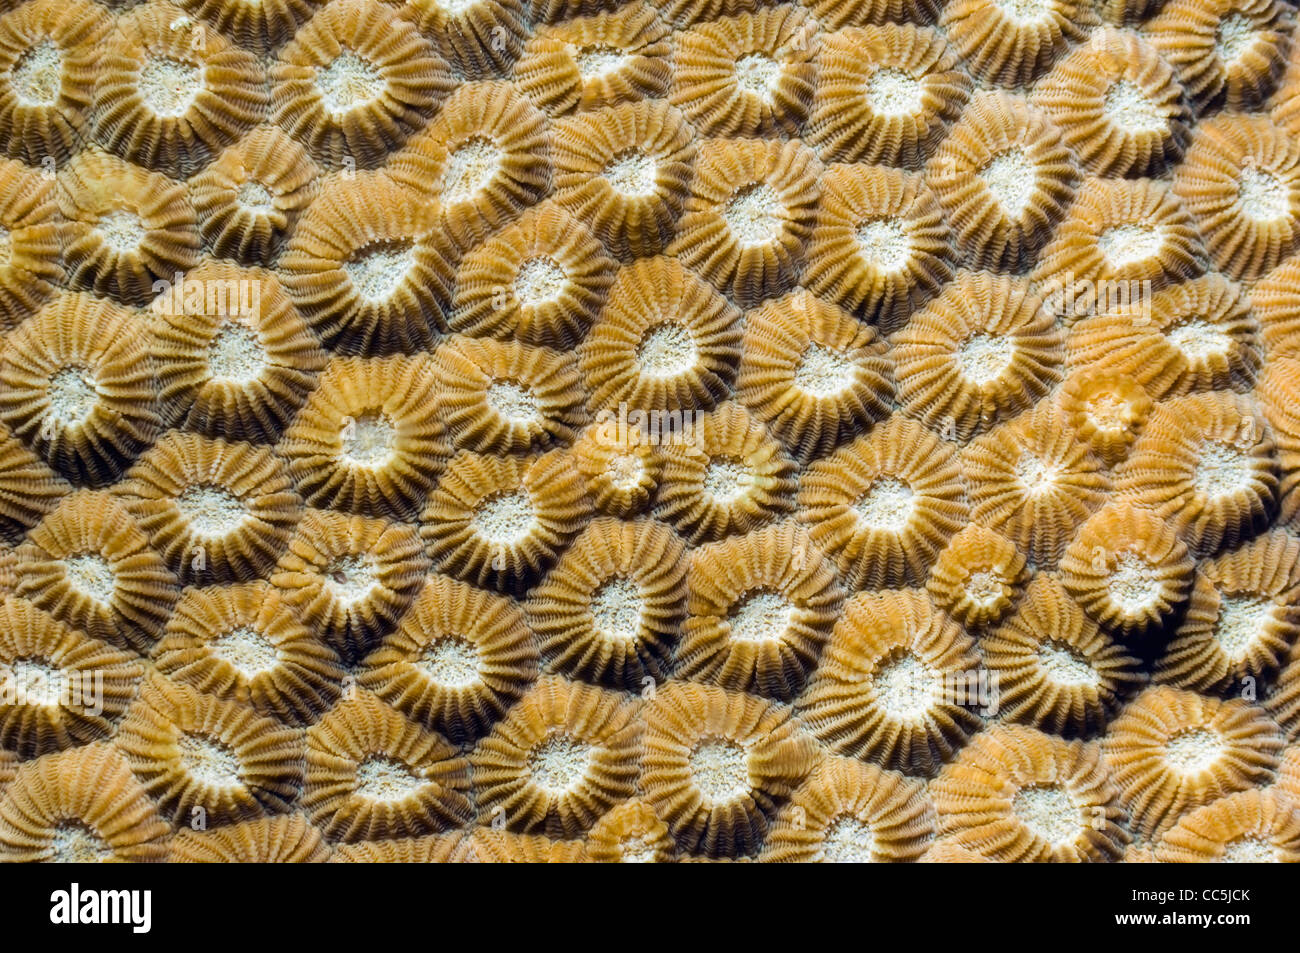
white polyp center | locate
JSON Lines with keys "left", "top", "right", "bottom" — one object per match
{"left": 606, "top": 451, "right": 645, "bottom": 492}
{"left": 11, "top": 40, "right": 63, "bottom": 107}
{"left": 1015, "top": 452, "right": 1062, "bottom": 495}
{"left": 1038, "top": 641, "right": 1100, "bottom": 686}
{"left": 174, "top": 483, "right": 247, "bottom": 538}
{"left": 1098, "top": 223, "right": 1164, "bottom": 268}
{"left": 432, "top": 0, "right": 480, "bottom": 14}
{"left": 956, "top": 331, "right": 1016, "bottom": 385}
{"left": 528, "top": 734, "right": 593, "bottom": 794}
{"left": 865, "top": 66, "right": 925, "bottom": 116}
{"left": 821, "top": 815, "right": 877, "bottom": 863}
{"left": 50, "top": 824, "right": 112, "bottom": 863}
{"left": 340, "top": 411, "right": 397, "bottom": 468}
{"left": 315, "top": 49, "right": 385, "bottom": 113}
{"left": 138, "top": 56, "right": 202, "bottom": 117}
{"left": 637, "top": 322, "right": 696, "bottom": 377}
{"left": 996, "top": 0, "right": 1055, "bottom": 22}
{"left": 1164, "top": 727, "right": 1224, "bottom": 775}
{"left": 872, "top": 652, "right": 940, "bottom": 722}
{"left": 727, "top": 590, "right": 795, "bottom": 643}
{"left": 1102, "top": 79, "right": 1166, "bottom": 134}
{"left": 856, "top": 218, "right": 912, "bottom": 272}
{"left": 237, "top": 179, "right": 276, "bottom": 214}
{"left": 355, "top": 756, "right": 424, "bottom": 801}
{"left": 795, "top": 342, "right": 856, "bottom": 397}
{"left": 590, "top": 576, "right": 644, "bottom": 643}
{"left": 419, "top": 637, "right": 481, "bottom": 687}
{"left": 1215, "top": 12, "right": 1259, "bottom": 64}
{"left": 966, "top": 569, "right": 1006, "bottom": 608}
{"left": 1012, "top": 784, "right": 1080, "bottom": 847}
{"left": 47, "top": 366, "right": 98, "bottom": 426}
{"left": 1214, "top": 594, "right": 1273, "bottom": 662}
{"left": 211, "top": 626, "right": 279, "bottom": 678}
{"left": 324, "top": 554, "right": 379, "bottom": 605}
{"left": 63, "top": 553, "right": 115, "bottom": 606}
{"left": 1220, "top": 836, "right": 1278, "bottom": 863}
{"left": 472, "top": 490, "right": 536, "bottom": 544}
{"left": 1086, "top": 390, "right": 1133, "bottom": 433}
{"left": 574, "top": 45, "right": 628, "bottom": 78}
{"left": 485, "top": 379, "right": 540, "bottom": 425}
{"left": 0, "top": 225, "right": 10, "bottom": 265}
{"left": 703, "top": 457, "right": 753, "bottom": 504}
{"left": 177, "top": 733, "right": 243, "bottom": 789}
{"left": 722, "top": 183, "right": 785, "bottom": 247}
{"left": 1165, "top": 319, "right": 1233, "bottom": 362}
{"left": 514, "top": 256, "right": 567, "bottom": 307}
{"left": 442, "top": 136, "right": 504, "bottom": 204}
{"left": 343, "top": 243, "right": 415, "bottom": 303}
{"left": 617, "top": 834, "right": 660, "bottom": 863}
{"left": 1193, "top": 440, "right": 1253, "bottom": 499}
{"left": 981, "top": 149, "right": 1036, "bottom": 218}
{"left": 604, "top": 149, "right": 658, "bottom": 197}
{"left": 688, "top": 739, "right": 750, "bottom": 804}
{"left": 8, "top": 659, "right": 66, "bottom": 706}
{"left": 1238, "top": 166, "right": 1290, "bottom": 221}
{"left": 207, "top": 321, "right": 266, "bottom": 383}
{"left": 734, "top": 52, "right": 781, "bottom": 100}
{"left": 854, "top": 477, "right": 915, "bottom": 531}
{"left": 97, "top": 210, "right": 147, "bottom": 253}
{"left": 1109, "top": 551, "right": 1164, "bottom": 616}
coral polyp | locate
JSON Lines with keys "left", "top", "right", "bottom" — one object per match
{"left": 0, "top": 0, "right": 1298, "bottom": 867}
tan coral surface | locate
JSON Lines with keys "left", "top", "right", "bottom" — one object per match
{"left": 0, "top": 0, "right": 1298, "bottom": 864}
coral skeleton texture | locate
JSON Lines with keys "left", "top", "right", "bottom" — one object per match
{"left": 0, "top": 0, "right": 1298, "bottom": 864}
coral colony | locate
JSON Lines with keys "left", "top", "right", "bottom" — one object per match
{"left": 0, "top": 0, "right": 1299, "bottom": 863}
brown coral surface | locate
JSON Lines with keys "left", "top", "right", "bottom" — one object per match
{"left": 0, "top": 0, "right": 1296, "bottom": 866}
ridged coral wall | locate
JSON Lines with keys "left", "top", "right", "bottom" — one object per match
{"left": 0, "top": 0, "right": 1299, "bottom": 862}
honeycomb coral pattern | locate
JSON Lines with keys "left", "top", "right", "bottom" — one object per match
{"left": 0, "top": 0, "right": 1299, "bottom": 864}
